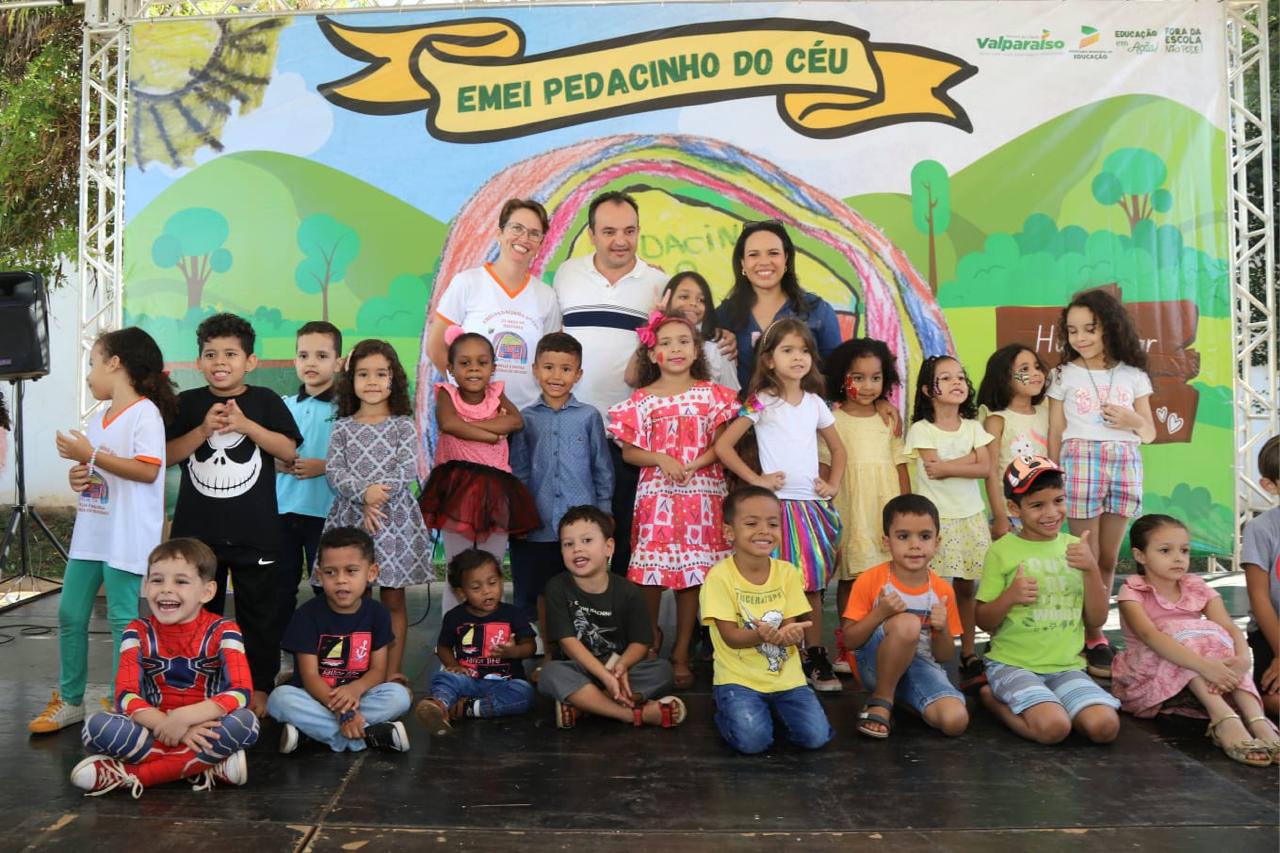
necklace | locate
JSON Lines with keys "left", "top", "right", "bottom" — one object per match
{"left": 1082, "top": 361, "right": 1117, "bottom": 408}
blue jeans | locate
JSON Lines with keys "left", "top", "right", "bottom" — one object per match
{"left": 712, "top": 683, "right": 833, "bottom": 754}
{"left": 429, "top": 671, "right": 535, "bottom": 718}
{"left": 854, "top": 624, "right": 963, "bottom": 714}
{"left": 267, "top": 682, "right": 411, "bottom": 752}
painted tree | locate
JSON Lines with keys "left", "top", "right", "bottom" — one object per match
{"left": 1090, "top": 148, "right": 1173, "bottom": 230}
{"left": 151, "top": 207, "right": 233, "bottom": 309}
{"left": 295, "top": 214, "right": 360, "bottom": 322}
{"left": 910, "top": 160, "right": 951, "bottom": 294}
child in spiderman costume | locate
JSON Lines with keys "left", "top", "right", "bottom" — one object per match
{"left": 71, "top": 538, "right": 260, "bottom": 797}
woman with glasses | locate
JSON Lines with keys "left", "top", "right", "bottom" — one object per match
{"left": 716, "top": 220, "right": 843, "bottom": 390}
{"left": 426, "top": 198, "right": 562, "bottom": 410}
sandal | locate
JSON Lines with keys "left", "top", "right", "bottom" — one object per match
{"left": 672, "top": 661, "right": 695, "bottom": 690}
{"left": 641, "top": 695, "right": 687, "bottom": 728}
{"left": 1245, "top": 715, "right": 1280, "bottom": 762}
{"left": 555, "top": 700, "right": 578, "bottom": 730}
{"left": 1207, "top": 713, "right": 1271, "bottom": 767}
{"left": 857, "top": 697, "right": 894, "bottom": 739}
{"left": 414, "top": 698, "right": 453, "bottom": 737}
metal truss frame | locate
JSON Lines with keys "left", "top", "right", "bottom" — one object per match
{"left": 1, "top": 0, "right": 1272, "bottom": 559}
{"left": 1225, "top": 0, "right": 1278, "bottom": 565}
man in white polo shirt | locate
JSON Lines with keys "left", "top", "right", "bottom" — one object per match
{"left": 554, "top": 192, "right": 737, "bottom": 578}
{"left": 553, "top": 192, "right": 664, "bottom": 578}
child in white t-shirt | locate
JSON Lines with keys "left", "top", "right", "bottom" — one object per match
{"left": 29, "top": 328, "right": 178, "bottom": 734}
{"left": 715, "top": 319, "right": 847, "bottom": 693}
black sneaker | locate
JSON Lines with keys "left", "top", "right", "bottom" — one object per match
{"left": 364, "top": 720, "right": 410, "bottom": 752}
{"left": 804, "top": 646, "right": 843, "bottom": 693}
{"left": 959, "top": 655, "right": 988, "bottom": 693}
{"left": 1085, "top": 643, "right": 1114, "bottom": 679}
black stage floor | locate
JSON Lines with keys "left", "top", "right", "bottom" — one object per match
{"left": 3, "top": 579, "right": 1277, "bottom": 852}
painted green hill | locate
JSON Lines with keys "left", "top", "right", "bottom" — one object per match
{"left": 846, "top": 94, "right": 1227, "bottom": 290}
{"left": 123, "top": 150, "right": 447, "bottom": 352}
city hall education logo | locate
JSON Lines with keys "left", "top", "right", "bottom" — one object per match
{"left": 1069, "top": 25, "right": 1110, "bottom": 60}
{"left": 975, "top": 29, "right": 1066, "bottom": 54}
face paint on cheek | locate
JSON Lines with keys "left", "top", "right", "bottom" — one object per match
{"left": 656, "top": 351, "right": 665, "bottom": 365}
{"left": 931, "top": 379, "right": 942, "bottom": 397}
{"left": 1013, "top": 369, "right": 1031, "bottom": 385}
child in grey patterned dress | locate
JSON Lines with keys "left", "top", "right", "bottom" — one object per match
{"left": 324, "top": 340, "right": 432, "bottom": 685}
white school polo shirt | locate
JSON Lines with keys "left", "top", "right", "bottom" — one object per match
{"left": 436, "top": 264, "right": 562, "bottom": 411}
{"left": 552, "top": 254, "right": 666, "bottom": 421}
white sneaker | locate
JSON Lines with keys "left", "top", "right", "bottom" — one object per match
{"left": 29, "top": 691, "right": 85, "bottom": 734}
{"left": 192, "top": 750, "right": 248, "bottom": 791}
{"left": 70, "top": 755, "right": 143, "bottom": 798}
{"left": 279, "top": 723, "right": 300, "bottom": 754}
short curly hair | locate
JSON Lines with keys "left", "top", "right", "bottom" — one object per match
{"left": 196, "top": 312, "right": 255, "bottom": 356}
{"left": 823, "top": 337, "right": 900, "bottom": 403}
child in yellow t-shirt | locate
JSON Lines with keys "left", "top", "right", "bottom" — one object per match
{"left": 700, "top": 487, "right": 834, "bottom": 754}
{"left": 841, "top": 494, "right": 968, "bottom": 739}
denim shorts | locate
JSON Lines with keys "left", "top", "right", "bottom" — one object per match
{"left": 854, "top": 624, "right": 963, "bottom": 714}
{"left": 984, "top": 658, "right": 1120, "bottom": 718}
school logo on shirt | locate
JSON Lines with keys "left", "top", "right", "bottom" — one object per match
{"left": 316, "top": 631, "right": 373, "bottom": 686}
{"left": 79, "top": 471, "right": 110, "bottom": 515}
{"left": 492, "top": 331, "right": 529, "bottom": 364}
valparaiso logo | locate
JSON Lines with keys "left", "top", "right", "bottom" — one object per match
{"left": 1078, "top": 26, "right": 1099, "bottom": 48}
{"left": 975, "top": 29, "right": 1066, "bottom": 53}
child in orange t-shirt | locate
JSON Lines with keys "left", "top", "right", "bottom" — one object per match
{"left": 841, "top": 494, "right": 969, "bottom": 739}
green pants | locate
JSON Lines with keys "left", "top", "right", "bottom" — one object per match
{"left": 58, "top": 559, "right": 141, "bottom": 706}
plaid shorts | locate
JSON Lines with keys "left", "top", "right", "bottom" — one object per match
{"left": 1060, "top": 439, "right": 1143, "bottom": 519}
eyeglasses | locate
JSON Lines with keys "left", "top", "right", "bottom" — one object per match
{"left": 505, "top": 222, "right": 545, "bottom": 242}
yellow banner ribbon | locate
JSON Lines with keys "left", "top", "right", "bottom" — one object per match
{"left": 318, "top": 16, "right": 976, "bottom": 142}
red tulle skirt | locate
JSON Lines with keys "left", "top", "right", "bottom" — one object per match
{"left": 419, "top": 460, "right": 541, "bottom": 540}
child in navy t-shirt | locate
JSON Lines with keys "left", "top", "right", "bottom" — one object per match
{"left": 414, "top": 549, "right": 536, "bottom": 735}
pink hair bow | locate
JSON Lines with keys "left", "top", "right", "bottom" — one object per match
{"left": 635, "top": 310, "right": 667, "bottom": 348}
{"left": 444, "top": 324, "right": 465, "bottom": 346}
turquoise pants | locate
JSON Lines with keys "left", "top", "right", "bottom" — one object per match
{"left": 58, "top": 559, "right": 141, "bottom": 706}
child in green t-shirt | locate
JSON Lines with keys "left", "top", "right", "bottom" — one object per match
{"left": 975, "top": 455, "right": 1121, "bottom": 744}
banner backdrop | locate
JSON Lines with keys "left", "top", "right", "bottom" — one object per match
{"left": 122, "top": 1, "right": 1233, "bottom": 552}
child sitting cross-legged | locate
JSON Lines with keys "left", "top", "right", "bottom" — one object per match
{"left": 700, "top": 486, "right": 834, "bottom": 754}
{"left": 267, "top": 526, "right": 412, "bottom": 753}
{"left": 975, "top": 455, "right": 1121, "bottom": 745}
{"left": 538, "top": 505, "right": 688, "bottom": 729}
{"left": 841, "top": 494, "right": 968, "bottom": 739}
{"left": 72, "top": 539, "right": 260, "bottom": 797}
{"left": 415, "top": 548, "right": 537, "bottom": 736}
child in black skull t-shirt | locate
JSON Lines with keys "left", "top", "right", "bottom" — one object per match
{"left": 165, "top": 313, "right": 302, "bottom": 717}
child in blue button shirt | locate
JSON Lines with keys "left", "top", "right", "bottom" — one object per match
{"left": 510, "top": 332, "right": 614, "bottom": 668}
{"left": 275, "top": 321, "right": 343, "bottom": 653}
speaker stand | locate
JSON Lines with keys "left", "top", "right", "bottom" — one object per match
{"left": 1, "top": 379, "right": 66, "bottom": 611}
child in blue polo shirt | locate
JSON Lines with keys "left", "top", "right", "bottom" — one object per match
{"left": 275, "top": 321, "right": 343, "bottom": 659}
{"left": 510, "top": 332, "right": 614, "bottom": 667}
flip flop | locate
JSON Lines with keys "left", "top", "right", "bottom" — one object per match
{"left": 857, "top": 697, "right": 894, "bottom": 739}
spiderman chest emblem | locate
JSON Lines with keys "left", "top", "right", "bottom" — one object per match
{"left": 140, "top": 653, "right": 224, "bottom": 702}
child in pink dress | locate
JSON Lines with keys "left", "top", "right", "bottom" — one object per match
{"left": 1113, "top": 514, "right": 1278, "bottom": 767}
{"left": 608, "top": 311, "right": 738, "bottom": 689}
{"left": 419, "top": 330, "right": 540, "bottom": 613}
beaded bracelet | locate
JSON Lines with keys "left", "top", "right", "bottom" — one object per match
{"left": 87, "top": 446, "right": 99, "bottom": 477}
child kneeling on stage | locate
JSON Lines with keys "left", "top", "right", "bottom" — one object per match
{"left": 975, "top": 456, "right": 1121, "bottom": 744}
{"left": 700, "top": 487, "right": 834, "bottom": 754}
{"left": 538, "top": 506, "right": 687, "bottom": 729}
{"left": 73, "top": 539, "right": 259, "bottom": 797}
{"left": 268, "top": 526, "right": 411, "bottom": 753}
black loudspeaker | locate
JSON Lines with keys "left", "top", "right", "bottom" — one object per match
{"left": 0, "top": 271, "right": 50, "bottom": 381}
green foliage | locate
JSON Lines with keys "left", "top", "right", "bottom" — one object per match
{"left": 938, "top": 212, "right": 1229, "bottom": 316}
{"left": 0, "top": 9, "right": 82, "bottom": 285}
{"left": 151, "top": 207, "right": 233, "bottom": 308}
{"left": 125, "top": 304, "right": 301, "bottom": 363}
{"left": 357, "top": 272, "right": 433, "bottom": 335}
{"left": 1090, "top": 147, "right": 1171, "bottom": 228}
{"left": 295, "top": 214, "right": 360, "bottom": 321}
{"left": 910, "top": 160, "right": 951, "bottom": 235}
{"left": 1141, "top": 482, "right": 1234, "bottom": 555}
{"left": 1188, "top": 382, "right": 1234, "bottom": 430}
